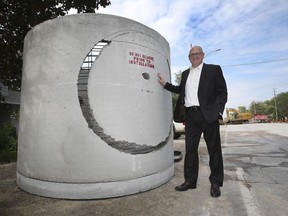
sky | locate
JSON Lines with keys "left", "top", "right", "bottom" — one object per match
{"left": 94, "top": 0, "right": 288, "bottom": 110}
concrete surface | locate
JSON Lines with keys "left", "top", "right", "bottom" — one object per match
{"left": 1, "top": 123, "right": 288, "bottom": 216}
{"left": 18, "top": 13, "right": 173, "bottom": 199}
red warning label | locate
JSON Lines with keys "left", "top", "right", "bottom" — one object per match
{"left": 128, "top": 51, "right": 155, "bottom": 69}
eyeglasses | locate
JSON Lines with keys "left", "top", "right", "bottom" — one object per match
{"left": 189, "top": 52, "right": 203, "bottom": 57}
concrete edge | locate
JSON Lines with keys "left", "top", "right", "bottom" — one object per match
{"left": 16, "top": 165, "right": 174, "bottom": 199}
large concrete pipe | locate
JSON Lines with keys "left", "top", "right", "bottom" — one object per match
{"left": 17, "top": 14, "right": 173, "bottom": 199}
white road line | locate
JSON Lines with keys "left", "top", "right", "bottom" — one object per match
{"left": 236, "top": 167, "right": 261, "bottom": 216}
{"left": 221, "top": 125, "right": 229, "bottom": 151}
{"left": 224, "top": 125, "right": 229, "bottom": 147}
{"left": 223, "top": 126, "right": 260, "bottom": 215}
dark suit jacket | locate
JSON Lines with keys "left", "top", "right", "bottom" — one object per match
{"left": 164, "top": 63, "right": 228, "bottom": 124}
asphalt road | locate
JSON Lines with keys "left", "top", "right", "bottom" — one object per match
{"left": 1, "top": 123, "right": 288, "bottom": 216}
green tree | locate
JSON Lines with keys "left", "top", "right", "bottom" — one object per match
{"left": 0, "top": 123, "right": 17, "bottom": 153}
{"left": 248, "top": 92, "right": 288, "bottom": 120}
{"left": 0, "top": 92, "right": 4, "bottom": 102}
{"left": 237, "top": 106, "right": 247, "bottom": 113}
{"left": 249, "top": 101, "right": 269, "bottom": 115}
{"left": 172, "top": 70, "right": 182, "bottom": 110}
{"left": 276, "top": 92, "right": 288, "bottom": 119}
{"left": 174, "top": 70, "right": 182, "bottom": 85}
{"left": 0, "top": 0, "right": 111, "bottom": 90}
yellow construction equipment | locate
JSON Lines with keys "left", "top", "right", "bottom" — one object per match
{"left": 225, "top": 108, "right": 252, "bottom": 124}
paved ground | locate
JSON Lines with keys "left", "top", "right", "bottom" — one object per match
{"left": 1, "top": 123, "right": 288, "bottom": 216}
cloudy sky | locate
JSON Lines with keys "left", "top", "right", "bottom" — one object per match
{"left": 96, "top": 0, "right": 288, "bottom": 110}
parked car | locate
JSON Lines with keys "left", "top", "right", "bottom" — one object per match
{"left": 173, "top": 121, "right": 185, "bottom": 139}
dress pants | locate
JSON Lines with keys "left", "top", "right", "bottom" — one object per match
{"left": 184, "top": 108, "right": 224, "bottom": 187}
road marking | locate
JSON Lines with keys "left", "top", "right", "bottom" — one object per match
{"left": 236, "top": 167, "right": 261, "bottom": 216}
{"left": 223, "top": 125, "right": 229, "bottom": 147}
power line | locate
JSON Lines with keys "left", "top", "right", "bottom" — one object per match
{"left": 274, "top": 80, "right": 288, "bottom": 93}
{"left": 222, "top": 58, "right": 288, "bottom": 67}
{"left": 277, "top": 81, "right": 288, "bottom": 89}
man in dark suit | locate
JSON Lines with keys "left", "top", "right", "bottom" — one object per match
{"left": 157, "top": 45, "right": 227, "bottom": 198}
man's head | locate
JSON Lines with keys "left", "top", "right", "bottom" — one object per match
{"left": 188, "top": 46, "right": 205, "bottom": 68}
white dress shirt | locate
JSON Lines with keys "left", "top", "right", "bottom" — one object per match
{"left": 184, "top": 63, "right": 203, "bottom": 107}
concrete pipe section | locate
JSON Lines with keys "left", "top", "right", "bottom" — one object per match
{"left": 17, "top": 14, "right": 173, "bottom": 199}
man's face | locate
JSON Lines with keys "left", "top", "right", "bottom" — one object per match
{"left": 189, "top": 47, "right": 204, "bottom": 67}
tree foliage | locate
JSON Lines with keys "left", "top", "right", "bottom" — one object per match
{"left": 276, "top": 92, "right": 288, "bottom": 118}
{"left": 0, "top": 123, "right": 17, "bottom": 153}
{"left": 172, "top": 70, "right": 182, "bottom": 110}
{"left": 248, "top": 92, "right": 288, "bottom": 120}
{"left": 237, "top": 106, "right": 247, "bottom": 113}
{"left": 0, "top": 0, "right": 111, "bottom": 90}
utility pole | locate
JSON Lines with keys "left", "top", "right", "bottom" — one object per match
{"left": 253, "top": 101, "right": 257, "bottom": 114}
{"left": 273, "top": 88, "right": 278, "bottom": 122}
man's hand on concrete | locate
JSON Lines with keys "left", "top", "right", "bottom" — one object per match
{"left": 157, "top": 73, "right": 167, "bottom": 86}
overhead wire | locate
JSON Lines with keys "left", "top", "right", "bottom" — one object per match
{"left": 222, "top": 58, "right": 288, "bottom": 67}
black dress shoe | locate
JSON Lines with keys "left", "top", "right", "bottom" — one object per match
{"left": 210, "top": 184, "right": 221, "bottom": 198}
{"left": 175, "top": 181, "right": 196, "bottom": 191}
